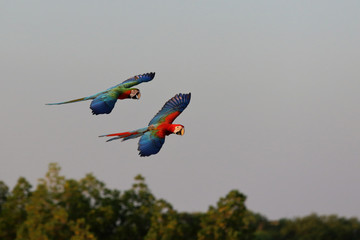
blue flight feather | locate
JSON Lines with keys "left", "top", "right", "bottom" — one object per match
{"left": 111, "top": 72, "right": 155, "bottom": 90}
{"left": 138, "top": 132, "right": 165, "bottom": 157}
{"left": 149, "top": 93, "right": 191, "bottom": 125}
{"left": 90, "top": 95, "right": 117, "bottom": 115}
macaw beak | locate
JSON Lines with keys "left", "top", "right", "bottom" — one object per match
{"left": 131, "top": 92, "right": 141, "bottom": 100}
{"left": 176, "top": 128, "right": 184, "bottom": 136}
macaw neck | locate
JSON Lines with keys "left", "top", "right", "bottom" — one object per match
{"left": 117, "top": 89, "right": 131, "bottom": 99}
{"left": 155, "top": 123, "right": 177, "bottom": 137}
{"left": 167, "top": 124, "right": 179, "bottom": 133}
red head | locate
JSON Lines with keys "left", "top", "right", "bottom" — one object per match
{"left": 171, "top": 124, "right": 185, "bottom": 136}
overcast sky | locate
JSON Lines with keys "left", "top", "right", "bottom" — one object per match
{"left": 1, "top": 0, "right": 360, "bottom": 220}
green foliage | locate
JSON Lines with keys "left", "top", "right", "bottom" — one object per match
{"left": 16, "top": 163, "right": 71, "bottom": 240}
{"left": 0, "top": 177, "right": 32, "bottom": 240}
{"left": 0, "top": 181, "right": 9, "bottom": 213}
{"left": 70, "top": 218, "right": 96, "bottom": 240}
{"left": 0, "top": 163, "right": 359, "bottom": 240}
{"left": 198, "top": 190, "right": 251, "bottom": 240}
{"left": 275, "top": 214, "right": 360, "bottom": 240}
{"left": 145, "top": 199, "right": 182, "bottom": 240}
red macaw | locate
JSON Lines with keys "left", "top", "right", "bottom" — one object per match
{"left": 99, "top": 93, "right": 191, "bottom": 157}
{"left": 46, "top": 72, "right": 155, "bottom": 115}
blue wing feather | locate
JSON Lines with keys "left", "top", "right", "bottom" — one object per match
{"left": 90, "top": 94, "right": 117, "bottom": 115}
{"left": 149, "top": 93, "right": 191, "bottom": 125}
{"left": 138, "top": 132, "right": 165, "bottom": 157}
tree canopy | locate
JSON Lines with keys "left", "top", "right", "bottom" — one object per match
{"left": 0, "top": 163, "right": 359, "bottom": 240}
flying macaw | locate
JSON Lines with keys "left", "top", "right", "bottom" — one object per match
{"left": 46, "top": 72, "right": 155, "bottom": 115}
{"left": 99, "top": 93, "right": 191, "bottom": 157}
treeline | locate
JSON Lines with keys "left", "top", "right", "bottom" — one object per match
{"left": 0, "top": 163, "right": 359, "bottom": 240}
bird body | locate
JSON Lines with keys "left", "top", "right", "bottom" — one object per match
{"left": 99, "top": 93, "right": 191, "bottom": 157}
{"left": 46, "top": 72, "right": 155, "bottom": 115}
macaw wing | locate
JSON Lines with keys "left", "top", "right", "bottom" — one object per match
{"left": 90, "top": 92, "right": 118, "bottom": 115}
{"left": 149, "top": 93, "right": 191, "bottom": 125}
{"left": 138, "top": 131, "right": 165, "bottom": 157}
{"left": 118, "top": 72, "right": 155, "bottom": 89}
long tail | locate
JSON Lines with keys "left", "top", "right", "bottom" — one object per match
{"left": 46, "top": 96, "right": 94, "bottom": 105}
{"left": 99, "top": 127, "right": 149, "bottom": 142}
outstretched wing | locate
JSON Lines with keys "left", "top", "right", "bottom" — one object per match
{"left": 90, "top": 92, "right": 118, "bottom": 115}
{"left": 149, "top": 93, "right": 191, "bottom": 125}
{"left": 138, "top": 131, "right": 165, "bottom": 157}
{"left": 119, "top": 72, "right": 155, "bottom": 89}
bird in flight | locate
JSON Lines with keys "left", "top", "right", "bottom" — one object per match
{"left": 46, "top": 72, "right": 155, "bottom": 115}
{"left": 99, "top": 93, "right": 191, "bottom": 157}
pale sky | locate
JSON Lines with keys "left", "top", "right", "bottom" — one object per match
{"left": 1, "top": 0, "right": 360, "bottom": 220}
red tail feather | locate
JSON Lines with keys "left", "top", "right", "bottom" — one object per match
{"left": 105, "top": 132, "right": 132, "bottom": 137}
{"left": 99, "top": 127, "right": 149, "bottom": 142}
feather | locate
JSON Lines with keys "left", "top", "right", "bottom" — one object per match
{"left": 138, "top": 132, "right": 165, "bottom": 157}
{"left": 119, "top": 72, "right": 155, "bottom": 89}
{"left": 90, "top": 94, "right": 118, "bottom": 115}
{"left": 99, "top": 127, "right": 149, "bottom": 142}
{"left": 45, "top": 95, "right": 96, "bottom": 105}
{"left": 149, "top": 93, "right": 191, "bottom": 125}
